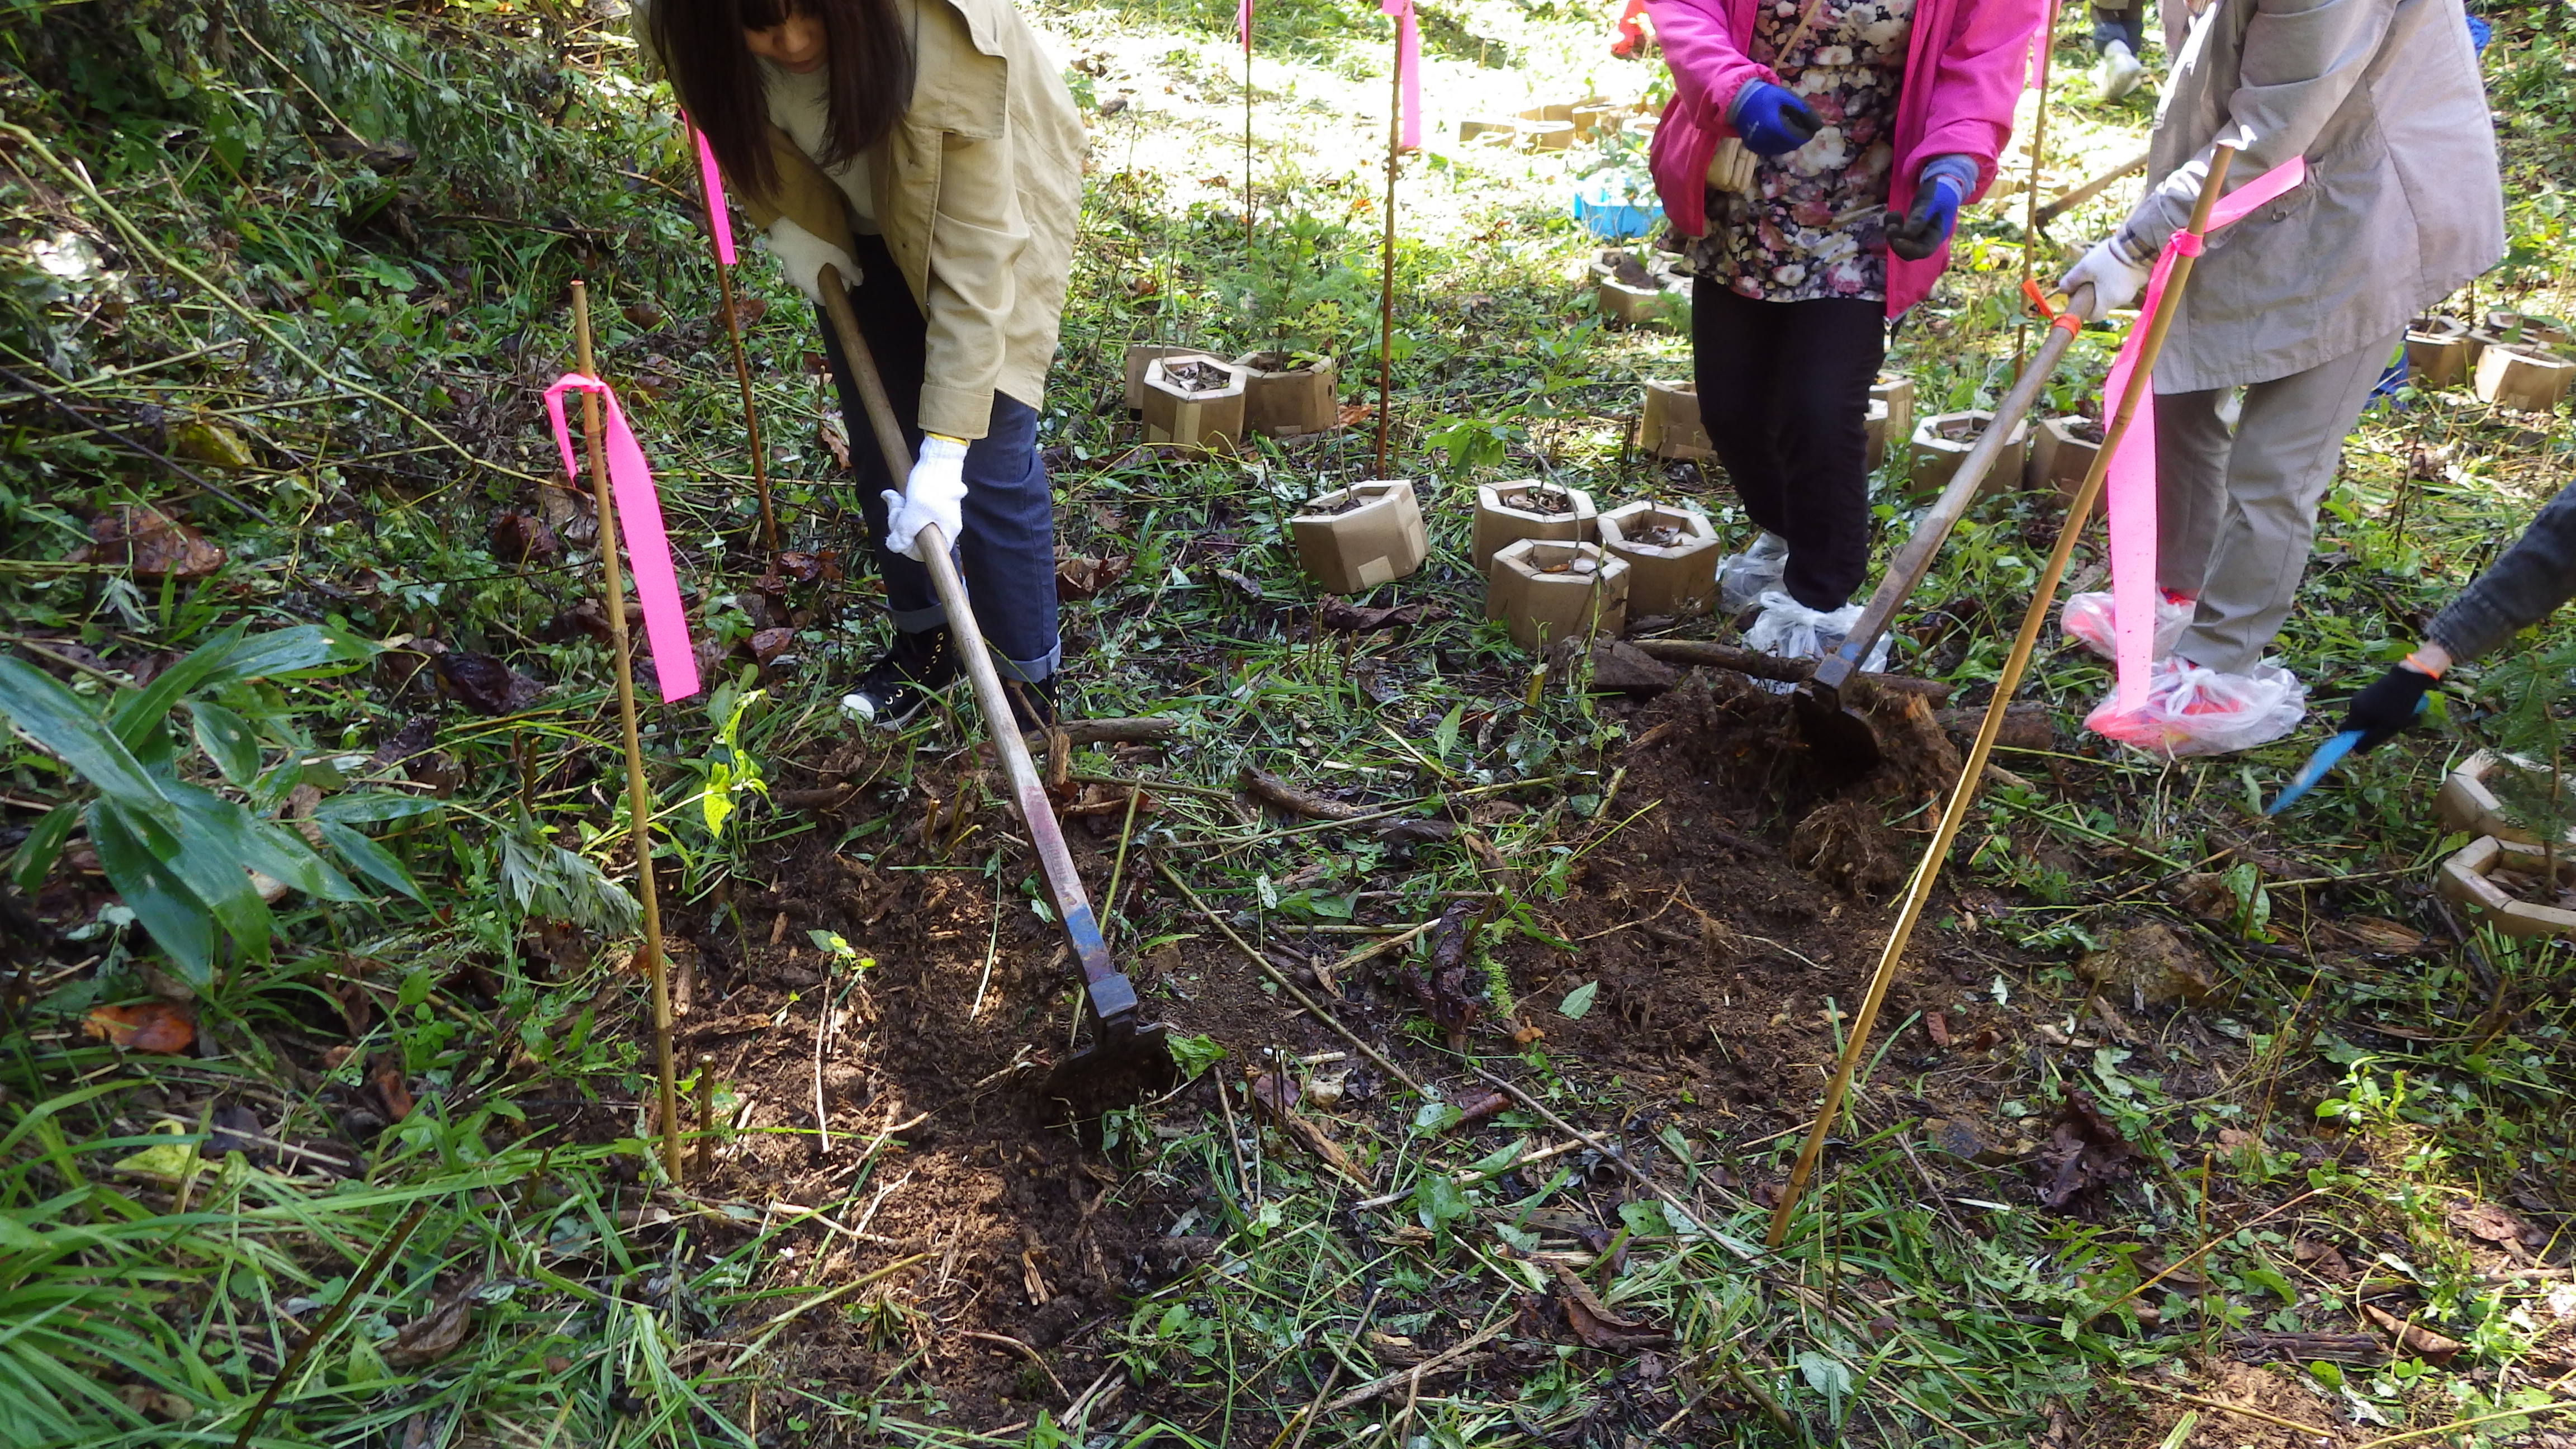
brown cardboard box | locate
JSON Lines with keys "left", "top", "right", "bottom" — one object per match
{"left": 1124, "top": 343, "right": 1200, "bottom": 413}
{"left": 1906, "top": 409, "right": 2029, "bottom": 502}
{"left": 1473, "top": 480, "right": 1596, "bottom": 570}
{"left": 1235, "top": 352, "right": 1339, "bottom": 438}
{"left": 2025, "top": 415, "right": 2103, "bottom": 511}
{"left": 1871, "top": 372, "right": 1914, "bottom": 450}
{"left": 1596, "top": 500, "right": 1718, "bottom": 618}
{"left": 1486, "top": 539, "right": 1629, "bottom": 650}
{"left": 1292, "top": 480, "right": 1427, "bottom": 594}
{"left": 1142, "top": 354, "right": 1248, "bottom": 447}
{"left": 2406, "top": 315, "right": 2472, "bottom": 391}
{"left": 2475, "top": 344, "right": 2574, "bottom": 414}
{"left": 1863, "top": 397, "right": 1892, "bottom": 470}
{"left": 1641, "top": 379, "right": 1713, "bottom": 460}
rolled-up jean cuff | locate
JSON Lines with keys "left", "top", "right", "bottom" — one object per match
{"left": 997, "top": 641, "right": 1062, "bottom": 683}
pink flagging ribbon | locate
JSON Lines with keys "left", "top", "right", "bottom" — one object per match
{"left": 543, "top": 374, "right": 703, "bottom": 703}
{"left": 1381, "top": 0, "right": 1421, "bottom": 151}
{"left": 1238, "top": 0, "right": 1252, "bottom": 52}
{"left": 2101, "top": 154, "right": 2308, "bottom": 709}
{"left": 683, "top": 115, "right": 736, "bottom": 267}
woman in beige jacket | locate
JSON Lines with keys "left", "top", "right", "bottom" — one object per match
{"left": 642, "top": 0, "right": 1085, "bottom": 725}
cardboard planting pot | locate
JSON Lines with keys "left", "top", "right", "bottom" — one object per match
{"left": 2026, "top": 415, "right": 2104, "bottom": 510}
{"left": 1485, "top": 538, "right": 1629, "bottom": 650}
{"left": 1591, "top": 252, "right": 1683, "bottom": 328}
{"left": 1863, "top": 397, "right": 1892, "bottom": 470}
{"left": 1641, "top": 379, "right": 1715, "bottom": 460}
{"left": 1871, "top": 373, "right": 1914, "bottom": 452}
{"left": 1517, "top": 119, "right": 1577, "bottom": 151}
{"left": 1124, "top": 343, "right": 1201, "bottom": 414}
{"left": 1458, "top": 117, "right": 1518, "bottom": 146}
{"left": 2474, "top": 343, "right": 2575, "bottom": 414}
{"left": 2436, "top": 835, "right": 2576, "bottom": 940}
{"left": 1596, "top": 500, "right": 1719, "bottom": 619}
{"left": 1570, "top": 101, "right": 1621, "bottom": 138}
{"left": 2482, "top": 309, "right": 2573, "bottom": 352}
{"left": 1142, "top": 353, "right": 1247, "bottom": 447}
{"left": 1472, "top": 480, "right": 1596, "bottom": 570}
{"left": 2433, "top": 749, "right": 2576, "bottom": 847}
{"left": 1292, "top": 480, "right": 1427, "bottom": 594}
{"left": 1906, "top": 409, "right": 2029, "bottom": 501}
{"left": 1235, "top": 351, "right": 1339, "bottom": 438}
{"left": 2405, "top": 315, "right": 2473, "bottom": 391}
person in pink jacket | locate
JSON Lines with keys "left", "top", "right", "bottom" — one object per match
{"left": 1647, "top": 0, "right": 2043, "bottom": 659}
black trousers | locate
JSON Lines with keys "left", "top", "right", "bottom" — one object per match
{"left": 1690, "top": 281, "right": 1886, "bottom": 611}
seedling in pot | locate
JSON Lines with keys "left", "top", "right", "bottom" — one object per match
{"left": 1142, "top": 353, "right": 1249, "bottom": 448}
{"left": 1486, "top": 538, "right": 1629, "bottom": 650}
{"left": 1906, "top": 409, "right": 2029, "bottom": 503}
{"left": 1472, "top": 478, "right": 1597, "bottom": 571}
{"left": 1291, "top": 480, "right": 1427, "bottom": 594}
{"left": 1234, "top": 349, "right": 1340, "bottom": 438}
{"left": 1596, "top": 500, "right": 1718, "bottom": 618}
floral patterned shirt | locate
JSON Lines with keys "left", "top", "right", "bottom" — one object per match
{"left": 1676, "top": 0, "right": 1916, "bottom": 303}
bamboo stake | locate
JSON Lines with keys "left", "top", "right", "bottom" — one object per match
{"left": 1763, "top": 144, "right": 2240, "bottom": 1249}
{"left": 2014, "top": 0, "right": 2060, "bottom": 378}
{"left": 570, "top": 281, "right": 684, "bottom": 1185}
{"left": 1374, "top": 12, "right": 1399, "bottom": 478}
{"left": 711, "top": 224, "right": 777, "bottom": 553}
{"left": 1243, "top": 3, "right": 1256, "bottom": 258}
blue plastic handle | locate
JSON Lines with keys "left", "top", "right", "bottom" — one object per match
{"left": 2264, "top": 730, "right": 2362, "bottom": 816}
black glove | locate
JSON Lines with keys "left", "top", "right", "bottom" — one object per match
{"left": 1883, "top": 157, "right": 1976, "bottom": 262}
{"left": 2341, "top": 662, "right": 2437, "bottom": 751}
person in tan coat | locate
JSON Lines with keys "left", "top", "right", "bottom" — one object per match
{"left": 641, "top": 0, "right": 1085, "bottom": 725}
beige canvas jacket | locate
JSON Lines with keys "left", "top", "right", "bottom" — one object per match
{"left": 635, "top": 0, "right": 1084, "bottom": 439}
{"left": 2116, "top": 0, "right": 2502, "bottom": 393}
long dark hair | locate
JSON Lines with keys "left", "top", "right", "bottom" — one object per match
{"left": 650, "top": 0, "right": 915, "bottom": 197}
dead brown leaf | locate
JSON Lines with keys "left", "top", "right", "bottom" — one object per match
{"left": 490, "top": 508, "right": 560, "bottom": 564}
{"left": 1318, "top": 598, "right": 1437, "bottom": 632}
{"left": 1247, "top": 1073, "right": 1368, "bottom": 1187}
{"left": 2032, "top": 1090, "right": 2141, "bottom": 1210}
{"left": 2450, "top": 1200, "right": 2531, "bottom": 1246}
{"left": 83, "top": 1001, "right": 196, "bottom": 1054}
{"left": 818, "top": 415, "right": 851, "bottom": 470}
{"left": 368, "top": 1052, "right": 416, "bottom": 1123}
{"left": 748, "top": 627, "right": 795, "bottom": 664}
{"left": 1054, "top": 552, "right": 1131, "bottom": 601}
{"left": 385, "top": 1282, "right": 476, "bottom": 1366}
{"left": 74, "top": 505, "right": 225, "bottom": 580}
{"left": 2361, "top": 1303, "right": 2464, "bottom": 1365}
{"left": 1550, "top": 1265, "right": 1669, "bottom": 1349}
{"left": 432, "top": 653, "right": 544, "bottom": 716}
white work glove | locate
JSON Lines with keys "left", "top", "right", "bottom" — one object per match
{"left": 2058, "top": 230, "right": 2154, "bottom": 321}
{"left": 882, "top": 434, "right": 969, "bottom": 561}
{"left": 756, "top": 217, "right": 859, "bottom": 305}
{"left": 1704, "top": 137, "right": 1755, "bottom": 195}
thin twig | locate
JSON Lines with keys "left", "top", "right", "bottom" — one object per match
{"left": 230, "top": 1202, "right": 431, "bottom": 1448}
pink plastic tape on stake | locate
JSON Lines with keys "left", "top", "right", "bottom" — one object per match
{"left": 543, "top": 374, "right": 703, "bottom": 703}
{"left": 1380, "top": 0, "right": 1420, "bottom": 151}
{"left": 1238, "top": 0, "right": 1252, "bottom": 51}
{"left": 684, "top": 116, "right": 736, "bottom": 266}
{"left": 2100, "top": 154, "right": 2308, "bottom": 709}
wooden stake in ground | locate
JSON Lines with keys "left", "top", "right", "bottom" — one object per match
{"left": 1243, "top": 0, "right": 1256, "bottom": 257}
{"left": 685, "top": 115, "right": 778, "bottom": 553}
{"left": 570, "top": 280, "right": 684, "bottom": 1184}
{"left": 2014, "top": 0, "right": 2060, "bottom": 377}
{"left": 1763, "top": 145, "right": 2241, "bottom": 1249}
{"left": 1374, "top": 9, "right": 1399, "bottom": 478}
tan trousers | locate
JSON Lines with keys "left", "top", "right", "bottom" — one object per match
{"left": 2153, "top": 327, "right": 2403, "bottom": 674}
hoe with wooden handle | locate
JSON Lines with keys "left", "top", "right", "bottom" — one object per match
{"left": 815, "top": 265, "right": 1173, "bottom": 1101}
{"left": 1793, "top": 281, "right": 2096, "bottom": 773}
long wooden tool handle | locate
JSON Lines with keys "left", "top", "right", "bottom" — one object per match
{"left": 813, "top": 268, "right": 1140, "bottom": 1033}
{"left": 1814, "top": 282, "right": 2094, "bottom": 694}
{"left": 2034, "top": 149, "right": 2149, "bottom": 230}
{"left": 1764, "top": 145, "right": 2238, "bottom": 1249}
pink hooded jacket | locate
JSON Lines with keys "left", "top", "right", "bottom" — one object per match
{"left": 1645, "top": 0, "right": 2043, "bottom": 318}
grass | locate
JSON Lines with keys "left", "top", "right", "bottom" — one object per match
{"left": 6, "top": 0, "right": 2576, "bottom": 1444}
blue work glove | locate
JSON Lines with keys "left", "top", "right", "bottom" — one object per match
{"left": 1727, "top": 80, "right": 1822, "bottom": 157}
{"left": 1884, "top": 154, "right": 1977, "bottom": 262}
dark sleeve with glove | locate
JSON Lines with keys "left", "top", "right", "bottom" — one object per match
{"left": 2425, "top": 477, "right": 2576, "bottom": 666}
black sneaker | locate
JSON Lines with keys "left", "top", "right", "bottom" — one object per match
{"left": 839, "top": 628, "right": 958, "bottom": 726}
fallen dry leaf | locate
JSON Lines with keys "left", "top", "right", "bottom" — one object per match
{"left": 490, "top": 508, "right": 560, "bottom": 563}
{"left": 2361, "top": 1303, "right": 2464, "bottom": 1365}
{"left": 74, "top": 505, "right": 225, "bottom": 580}
{"left": 1318, "top": 598, "right": 1437, "bottom": 632}
{"left": 84, "top": 1001, "right": 196, "bottom": 1054}
{"left": 1247, "top": 1073, "right": 1368, "bottom": 1186}
{"left": 369, "top": 1052, "right": 415, "bottom": 1123}
{"left": 818, "top": 415, "right": 851, "bottom": 470}
{"left": 2033, "top": 1090, "right": 2141, "bottom": 1210}
{"left": 2450, "top": 1201, "right": 2531, "bottom": 1246}
{"left": 1053, "top": 552, "right": 1131, "bottom": 601}
{"left": 1550, "top": 1265, "right": 1669, "bottom": 1350}
{"left": 748, "top": 627, "right": 795, "bottom": 664}
{"left": 432, "top": 653, "right": 544, "bottom": 716}
{"left": 385, "top": 1282, "right": 476, "bottom": 1366}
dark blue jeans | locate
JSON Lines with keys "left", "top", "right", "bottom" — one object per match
{"left": 815, "top": 233, "right": 1060, "bottom": 681}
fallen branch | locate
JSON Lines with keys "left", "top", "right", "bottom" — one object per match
{"left": 1627, "top": 639, "right": 1950, "bottom": 700}
{"left": 1320, "top": 1316, "right": 1512, "bottom": 1414}
{"left": 1024, "top": 716, "right": 1182, "bottom": 748}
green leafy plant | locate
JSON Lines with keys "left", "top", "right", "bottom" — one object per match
{"left": 0, "top": 625, "right": 426, "bottom": 983}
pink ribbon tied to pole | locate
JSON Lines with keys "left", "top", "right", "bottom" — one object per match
{"left": 683, "top": 114, "right": 736, "bottom": 266}
{"left": 543, "top": 375, "right": 702, "bottom": 703}
{"left": 2100, "top": 154, "right": 2308, "bottom": 710}
{"left": 1381, "top": 0, "right": 1421, "bottom": 152}
{"left": 1238, "top": 0, "right": 1252, "bottom": 51}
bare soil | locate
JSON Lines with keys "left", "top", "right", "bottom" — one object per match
{"left": 1502, "top": 484, "right": 1580, "bottom": 516}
